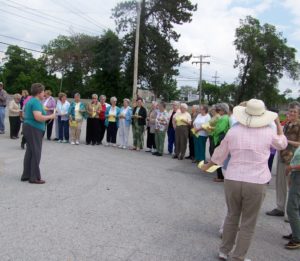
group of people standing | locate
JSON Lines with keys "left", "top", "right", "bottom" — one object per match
{"left": 1, "top": 81, "right": 300, "bottom": 260}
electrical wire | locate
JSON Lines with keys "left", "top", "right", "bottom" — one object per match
{"left": 0, "top": 34, "right": 42, "bottom": 47}
{"left": 0, "top": 41, "right": 44, "bottom": 53}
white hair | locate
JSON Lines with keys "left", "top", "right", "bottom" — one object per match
{"left": 180, "top": 103, "right": 188, "bottom": 109}
{"left": 100, "top": 95, "right": 106, "bottom": 100}
{"left": 110, "top": 96, "right": 117, "bottom": 103}
{"left": 92, "top": 94, "right": 98, "bottom": 99}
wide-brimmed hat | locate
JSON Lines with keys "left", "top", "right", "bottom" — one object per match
{"left": 233, "top": 99, "right": 277, "bottom": 128}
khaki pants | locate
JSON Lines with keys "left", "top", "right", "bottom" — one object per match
{"left": 276, "top": 155, "right": 289, "bottom": 214}
{"left": 175, "top": 125, "right": 189, "bottom": 158}
{"left": 220, "top": 180, "right": 266, "bottom": 261}
{"left": 70, "top": 120, "right": 82, "bottom": 142}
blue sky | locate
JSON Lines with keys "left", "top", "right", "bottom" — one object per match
{"left": 0, "top": 0, "right": 299, "bottom": 97}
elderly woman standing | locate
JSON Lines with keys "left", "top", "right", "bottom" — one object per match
{"left": 211, "top": 103, "right": 230, "bottom": 182}
{"left": 68, "top": 93, "right": 86, "bottom": 145}
{"left": 146, "top": 101, "right": 158, "bottom": 153}
{"left": 132, "top": 98, "right": 147, "bottom": 151}
{"left": 21, "top": 83, "right": 56, "bottom": 184}
{"left": 86, "top": 94, "right": 101, "bottom": 145}
{"left": 99, "top": 95, "right": 108, "bottom": 145}
{"left": 193, "top": 105, "right": 211, "bottom": 163}
{"left": 118, "top": 98, "right": 132, "bottom": 149}
{"left": 105, "top": 97, "right": 121, "bottom": 147}
{"left": 186, "top": 105, "right": 199, "bottom": 160}
{"left": 43, "top": 90, "right": 56, "bottom": 140}
{"left": 153, "top": 102, "right": 169, "bottom": 156}
{"left": 173, "top": 103, "right": 192, "bottom": 160}
{"left": 202, "top": 99, "right": 287, "bottom": 261}
{"left": 168, "top": 101, "right": 180, "bottom": 154}
{"left": 267, "top": 101, "right": 300, "bottom": 218}
{"left": 56, "top": 92, "right": 70, "bottom": 143}
{"left": 20, "top": 90, "right": 29, "bottom": 110}
{"left": 8, "top": 93, "right": 22, "bottom": 139}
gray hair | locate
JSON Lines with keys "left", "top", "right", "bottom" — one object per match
{"left": 173, "top": 101, "right": 180, "bottom": 106}
{"left": 74, "top": 93, "right": 80, "bottom": 98}
{"left": 180, "top": 103, "right": 188, "bottom": 110}
{"left": 217, "top": 103, "right": 229, "bottom": 114}
{"left": 14, "top": 93, "right": 21, "bottom": 100}
{"left": 123, "top": 98, "right": 130, "bottom": 104}
{"left": 100, "top": 95, "right": 106, "bottom": 100}
{"left": 288, "top": 101, "right": 300, "bottom": 114}
{"left": 92, "top": 94, "right": 98, "bottom": 99}
{"left": 192, "top": 105, "right": 200, "bottom": 110}
{"left": 110, "top": 96, "right": 117, "bottom": 103}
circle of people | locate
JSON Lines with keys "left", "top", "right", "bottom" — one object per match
{"left": 1, "top": 81, "right": 300, "bottom": 260}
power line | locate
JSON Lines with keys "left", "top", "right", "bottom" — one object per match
{"left": 0, "top": 41, "right": 44, "bottom": 53}
{"left": 212, "top": 71, "right": 220, "bottom": 86}
{"left": 192, "top": 55, "right": 210, "bottom": 104}
{"left": 0, "top": 34, "right": 42, "bottom": 47}
{"left": 50, "top": 0, "right": 107, "bottom": 32}
{"left": 3, "top": 0, "right": 101, "bottom": 35}
{"left": 0, "top": 8, "right": 71, "bottom": 34}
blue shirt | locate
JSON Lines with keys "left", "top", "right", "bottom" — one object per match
{"left": 24, "top": 97, "right": 46, "bottom": 131}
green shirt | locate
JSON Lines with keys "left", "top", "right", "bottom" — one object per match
{"left": 290, "top": 147, "right": 300, "bottom": 167}
{"left": 24, "top": 97, "right": 46, "bottom": 131}
{"left": 212, "top": 114, "right": 230, "bottom": 146}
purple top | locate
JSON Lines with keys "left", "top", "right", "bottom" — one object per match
{"left": 43, "top": 96, "right": 56, "bottom": 115}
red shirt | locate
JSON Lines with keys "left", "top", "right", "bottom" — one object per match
{"left": 99, "top": 103, "right": 106, "bottom": 120}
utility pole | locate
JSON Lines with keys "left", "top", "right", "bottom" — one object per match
{"left": 192, "top": 55, "right": 210, "bottom": 104}
{"left": 212, "top": 71, "right": 220, "bottom": 86}
{"left": 132, "top": 1, "right": 142, "bottom": 101}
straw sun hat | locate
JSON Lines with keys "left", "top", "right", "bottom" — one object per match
{"left": 233, "top": 99, "right": 277, "bottom": 128}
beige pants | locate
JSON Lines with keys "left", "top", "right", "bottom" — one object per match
{"left": 70, "top": 120, "right": 82, "bottom": 142}
{"left": 220, "top": 180, "right": 266, "bottom": 261}
{"left": 276, "top": 155, "right": 289, "bottom": 214}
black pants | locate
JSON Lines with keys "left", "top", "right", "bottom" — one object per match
{"left": 210, "top": 140, "right": 224, "bottom": 180}
{"left": 99, "top": 119, "right": 106, "bottom": 143}
{"left": 45, "top": 119, "right": 54, "bottom": 140}
{"left": 21, "top": 124, "right": 43, "bottom": 182}
{"left": 188, "top": 130, "right": 195, "bottom": 158}
{"left": 268, "top": 153, "right": 275, "bottom": 172}
{"left": 146, "top": 127, "right": 156, "bottom": 149}
{"left": 9, "top": 116, "right": 21, "bottom": 138}
{"left": 86, "top": 118, "right": 100, "bottom": 144}
{"left": 106, "top": 122, "right": 118, "bottom": 144}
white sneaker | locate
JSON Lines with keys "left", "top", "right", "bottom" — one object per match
{"left": 71, "top": 141, "right": 75, "bottom": 145}
{"left": 57, "top": 140, "right": 62, "bottom": 143}
{"left": 118, "top": 145, "right": 123, "bottom": 148}
{"left": 62, "top": 140, "right": 68, "bottom": 143}
{"left": 112, "top": 144, "right": 117, "bottom": 147}
{"left": 218, "top": 252, "right": 228, "bottom": 260}
{"left": 151, "top": 148, "right": 157, "bottom": 153}
{"left": 145, "top": 148, "right": 151, "bottom": 152}
{"left": 75, "top": 141, "right": 80, "bottom": 145}
{"left": 122, "top": 146, "right": 127, "bottom": 149}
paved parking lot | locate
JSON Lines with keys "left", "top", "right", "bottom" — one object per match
{"left": 0, "top": 115, "right": 298, "bottom": 261}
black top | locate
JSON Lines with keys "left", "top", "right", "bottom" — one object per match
{"left": 132, "top": 106, "right": 147, "bottom": 126}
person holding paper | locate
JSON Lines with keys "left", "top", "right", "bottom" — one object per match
{"left": 86, "top": 94, "right": 101, "bottom": 145}
{"left": 8, "top": 93, "right": 22, "bottom": 139}
{"left": 21, "top": 83, "right": 56, "bottom": 184}
{"left": 43, "top": 90, "right": 56, "bottom": 140}
{"left": 201, "top": 99, "right": 287, "bottom": 261}
{"left": 192, "top": 105, "right": 211, "bottom": 163}
{"left": 132, "top": 98, "right": 147, "bottom": 151}
{"left": 118, "top": 98, "right": 132, "bottom": 149}
{"left": 173, "top": 103, "right": 191, "bottom": 160}
{"left": 105, "top": 96, "right": 121, "bottom": 147}
{"left": 56, "top": 92, "right": 70, "bottom": 143}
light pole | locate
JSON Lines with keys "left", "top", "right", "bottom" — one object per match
{"left": 132, "top": 0, "right": 142, "bottom": 101}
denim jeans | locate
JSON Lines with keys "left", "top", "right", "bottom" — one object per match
{"left": 58, "top": 116, "right": 69, "bottom": 141}
{"left": 287, "top": 171, "right": 300, "bottom": 242}
{"left": 0, "top": 106, "right": 5, "bottom": 132}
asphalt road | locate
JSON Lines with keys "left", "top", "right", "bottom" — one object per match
{"left": 0, "top": 115, "right": 298, "bottom": 261}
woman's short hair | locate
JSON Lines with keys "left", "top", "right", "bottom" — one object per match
{"left": 180, "top": 103, "right": 188, "bottom": 110}
{"left": 110, "top": 96, "right": 117, "bottom": 103}
{"left": 31, "top": 83, "right": 45, "bottom": 96}
{"left": 45, "top": 90, "right": 52, "bottom": 96}
{"left": 58, "top": 92, "right": 67, "bottom": 100}
{"left": 14, "top": 93, "right": 21, "bottom": 100}
{"left": 22, "top": 90, "right": 29, "bottom": 96}
{"left": 201, "top": 105, "right": 209, "bottom": 113}
{"left": 123, "top": 98, "right": 130, "bottom": 104}
{"left": 92, "top": 94, "right": 98, "bottom": 99}
{"left": 160, "top": 101, "right": 166, "bottom": 109}
{"left": 288, "top": 101, "right": 300, "bottom": 114}
{"left": 100, "top": 95, "right": 106, "bottom": 100}
{"left": 173, "top": 101, "right": 180, "bottom": 106}
{"left": 74, "top": 93, "right": 80, "bottom": 98}
{"left": 217, "top": 103, "right": 229, "bottom": 114}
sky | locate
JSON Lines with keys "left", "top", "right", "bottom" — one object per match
{"left": 0, "top": 0, "right": 299, "bottom": 98}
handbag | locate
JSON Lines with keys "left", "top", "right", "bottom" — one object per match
{"left": 69, "top": 120, "right": 78, "bottom": 128}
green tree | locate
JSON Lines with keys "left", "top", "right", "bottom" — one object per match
{"left": 112, "top": 0, "right": 197, "bottom": 98}
{"left": 234, "top": 16, "right": 300, "bottom": 107}
{"left": 1, "top": 45, "right": 57, "bottom": 94}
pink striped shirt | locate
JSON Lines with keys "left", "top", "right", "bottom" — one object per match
{"left": 211, "top": 124, "right": 288, "bottom": 184}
